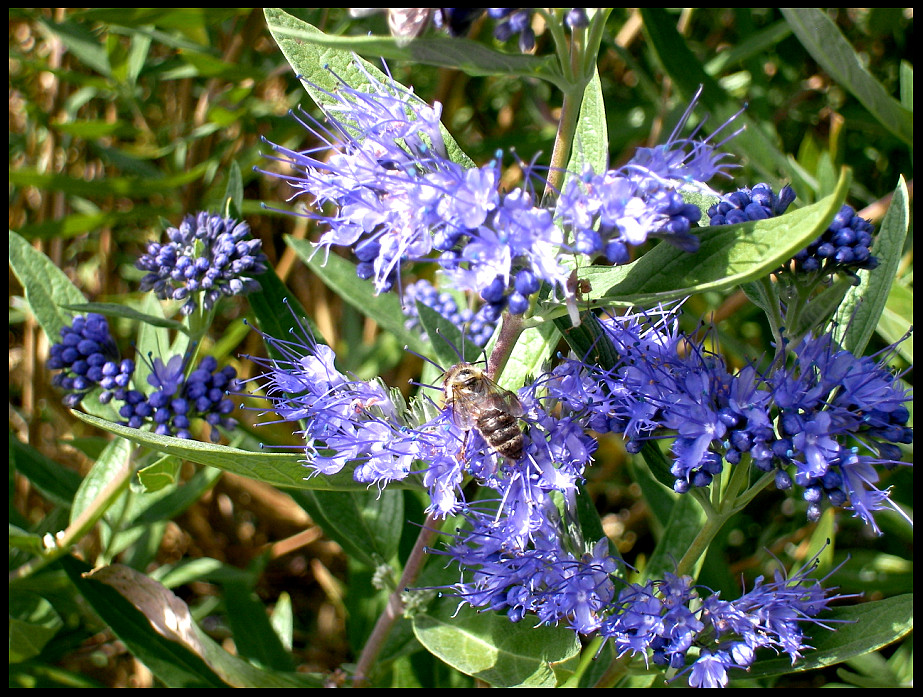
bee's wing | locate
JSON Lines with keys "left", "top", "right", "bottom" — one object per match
{"left": 446, "top": 394, "right": 478, "bottom": 430}
{"left": 483, "top": 377, "right": 524, "bottom": 418}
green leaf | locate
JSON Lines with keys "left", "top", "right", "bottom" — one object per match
{"left": 572, "top": 482, "right": 611, "bottom": 557}
{"left": 288, "top": 489, "right": 404, "bottom": 568}
{"left": 9, "top": 230, "right": 89, "bottom": 340}
{"left": 9, "top": 525, "right": 45, "bottom": 555}
{"left": 412, "top": 602, "right": 581, "bottom": 687}
{"left": 790, "top": 277, "right": 853, "bottom": 339}
{"left": 638, "top": 441, "right": 676, "bottom": 492}
{"left": 10, "top": 437, "right": 82, "bottom": 507}
{"left": 61, "top": 301, "right": 187, "bottom": 333}
{"left": 553, "top": 310, "right": 622, "bottom": 371}
{"left": 643, "top": 494, "right": 707, "bottom": 582}
{"left": 627, "top": 456, "right": 676, "bottom": 537}
{"left": 223, "top": 161, "right": 244, "bottom": 219}
{"left": 71, "top": 411, "right": 413, "bottom": 492}
{"left": 263, "top": 9, "right": 475, "bottom": 168}
{"left": 62, "top": 558, "right": 321, "bottom": 687}
{"left": 62, "top": 556, "right": 230, "bottom": 687}
{"left": 270, "top": 592, "right": 294, "bottom": 653}
{"left": 223, "top": 582, "right": 294, "bottom": 671}
{"left": 245, "top": 262, "right": 315, "bottom": 360}
{"left": 583, "top": 170, "right": 851, "bottom": 305}
{"left": 745, "top": 594, "right": 913, "bottom": 679}
{"left": 834, "top": 176, "right": 910, "bottom": 355}
{"left": 263, "top": 8, "right": 564, "bottom": 90}
{"left": 289, "top": 237, "right": 428, "bottom": 355}
{"left": 877, "top": 281, "right": 912, "bottom": 362}
{"left": 494, "top": 320, "right": 559, "bottom": 392}
{"left": 38, "top": 17, "right": 110, "bottom": 76}
{"left": 70, "top": 437, "right": 132, "bottom": 527}
{"left": 131, "top": 466, "right": 222, "bottom": 526}
{"left": 9, "top": 592, "right": 64, "bottom": 663}
{"left": 154, "top": 557, "right": 252, "bottom": 589}
{"left": 781, "top": 9, "right": 913, "bottom": 146}
{"left": 137, "top": 455, "right": 183, "bottom": 493}
{"left": 566, "top": 68, "right": 608, "bottom": 179}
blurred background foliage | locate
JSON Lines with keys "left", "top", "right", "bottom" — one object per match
{"left": 9, "top": 8, "right": 912, "bottom": 687}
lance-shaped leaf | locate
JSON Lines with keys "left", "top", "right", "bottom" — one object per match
{"left": 62, "top": 558, "right": 322, "bottom": 687}
{"left": 581, "top": 169, "right": 850, "bottom": 306}
{"left": 745, "top": 594, "right": 913, "bottom": 679}
{"left": 9, "top": 229, "right": 88, "bottom": 340}
{"left": 834, "top": 176, "right": 910, "bottom": 356}
{"left": 781, "top": 9, "right": 913, "bottom": 146}
{"left": 72, "top": 411, "right": 415, "bottom": 493}
{"left": 263, "top": 8, "right": 475, "bottom": 168}
{"left": 263, "top": 8, "right": 564, "bottom": 90}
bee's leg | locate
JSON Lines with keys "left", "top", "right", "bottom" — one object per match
{"left": 458, "top": 430, "right": 470, "bottom": 463}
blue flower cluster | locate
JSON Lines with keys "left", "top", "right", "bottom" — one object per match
{"left": 245, "top": 309, "right": 596, "bottom": 517}
{"left": 443, "top": 491, "right": 844, "bottom": 688}
{"left": 709, "top": 183, "right": 879, "bottom": 280}
{"left": 600, "top": 563, "right": 843, "bottom": 688}
{"left": 402, "top": 279, "right": 499, "bottom": 347}
{"left": 544, "top": 306, "right": 912, "bottom": 532}
{"left": 136, "top": 212, "right": 267, "bottom": 316}
{"left": 48, "top": 312, "right": 241, "bottom": 442}
{"left": 708, "top": 183, "right": 796, "bottom": 225}
{"left": 48, "top": 209, "right": 255, "bottom": 442}
{"left": 247, "top": 307, "right": 865, "bottom": 687}
{"left": 263, "top": 61, "right": 737, "bottom": 320}
{"left": 792, "top": 204, "right": 879, "bottom": 277}
{"left": 489, "top": 8, "right": 539, "bottom": 51}
{"left": 118, "top": 354, "right": 239, "bottom": 442}
{"left": 47, "top": 313, "right": 134, "bottom": 408}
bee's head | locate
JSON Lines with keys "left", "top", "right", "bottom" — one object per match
{"left": 443, "top": 362, "right": 478, "bottom": 384}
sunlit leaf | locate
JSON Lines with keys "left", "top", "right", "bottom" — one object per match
{"left": 412, "top": 602, "right": 580, "bottom": 687}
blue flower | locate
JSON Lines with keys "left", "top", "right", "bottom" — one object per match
{"left": 264, "top": 62, "right": 740, "bottom": 322}
{"left": 402, "top": 278, "right": 499, "bottom": 347}
{"left": 594, "top": 555, "right": 846, "bottom": 686}
{"left": 488, "top": 9, "right": 537, "bottom": 51}
{"left": 47, "top": 313, "right": 135, "bottom": 407}
{"left": 688, "top": 651, "right": 731, "bottom": 688}
{"left": 248, "top": 304, "right": 602, "bottom": 519}
{"left": 137, "top": 212, "right": 267, "bottom": 316}
{"left": 553, "top": 305, "right": 911, "bottom": 531}
{"left": 119, "top": 353, "right": 239, "bottom": 441}
{"left": 709, "top": 184, "right": 879, "bottom": 282}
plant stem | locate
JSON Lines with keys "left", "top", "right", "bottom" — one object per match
{"left": 544, "top": 87, "right": 583, "bottom": 201}
{"left": 352, "top": 512, "right": 443, "bottom": 687}
{"left": 9, "top": 448, "right": 133, "bottom": 582}
{"left": 676, "top": 464, "right": 776, "bottom": 577}
{"left": 486, "top": 311, "right": 524, "bottom": 379}
{"left": 758, "top": 275, "right": 787, "bottom": 364}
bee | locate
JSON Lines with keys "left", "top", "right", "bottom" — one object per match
{"left": 443, "top": 362, "right": 525, "bottom": 461}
